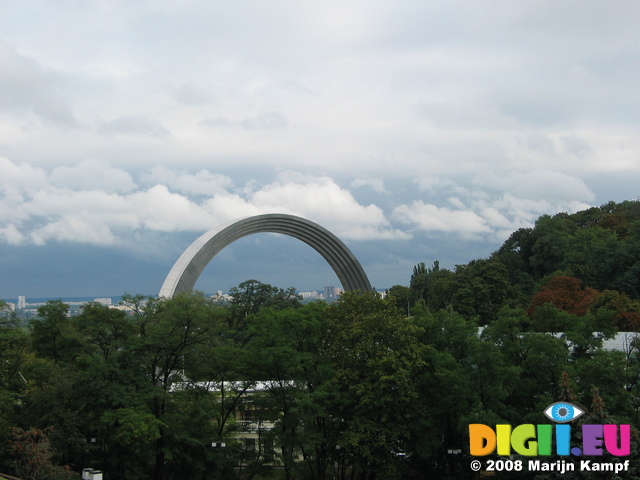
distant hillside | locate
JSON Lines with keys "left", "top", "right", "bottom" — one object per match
{"left": 492, "top": 199, "right": 640, "bottom": 296}
{"left": 404, "top": 200, "right": 640, "bottom": 330}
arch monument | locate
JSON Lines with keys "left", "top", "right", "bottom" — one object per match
{"left": 159, "top": 213, "right": 372, "bottom": 297}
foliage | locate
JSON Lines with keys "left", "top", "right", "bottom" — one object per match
{"left": 227, "top": 279, "right": 302, "bottom": 327}
{"left": 31, "top": 300, "right": 86, "bottom": 364}
{"left": 323, "top": 291, "right": 426, "bottom": 479}
{"left": 3, "top": 201, "right": 640, "bottom": 478}
{"left": 527, "top": 276, "right": 598, "bottom": 317}
{"left": 8, "top": 427, "right": 76, "bottom": 480}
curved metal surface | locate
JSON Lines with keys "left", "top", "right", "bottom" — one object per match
{"left": 159, "top": 213, "right": 372, "bottom": 297}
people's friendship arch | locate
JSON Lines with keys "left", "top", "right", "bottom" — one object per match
{"left": 159, "top": 213, "right": 372, "bottom": 297}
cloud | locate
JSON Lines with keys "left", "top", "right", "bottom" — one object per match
{"left": 50, "top": 160, "right": 137, "bottom": 193}
{"left": 141, "top": 166, "right": 233, "bottom": 196}
{"left": 0, "top": 157, "right": 49, "bottom": 224}
{"left": 171, "top": 83, "right": 215, "bottom": 106}
{"left": 394, "top": 201, "right": 491, "bottom": 239}
{"left": 199, "top": 112, "right": 288, "bottom": 130}
{"left": 0, "top": 224, "right": 25, "bottom": 245}
{"left": 97, "top": 115, "right": 171, "bottom": 138}
{"left": 395, "top": 170, "right": 595, "bottom": 241}
{"left": 1, "top": 1, "right": 639, "bottom": 296}
{"left": 249, "top": 173, "right": 407, "bottom": 240}
{"left": 414, "top": 175, "right": 462, "bottom": 195}
{"left": 30, "top": 218, "right": 119, "bottom": 247}
{"left": 473, "top": 170, "right": 595, "bottom": 203}
{"left": 0, "top": 39, "right": 78, "bottom": 126}
{"left": 0, "top": 159, "right": 405, "bottom": 251}
{"left": 560, "top": 135, "right": 593, "bottom": 156}
{"left": 350, "top": 178, "right": 388, "bottom": 194}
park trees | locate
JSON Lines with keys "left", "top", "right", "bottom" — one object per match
{"left": 30, "top": 300, "right": 86, "bottom": 364}
{"left": 240, "top": 302, "right": 329, "bottom": 480}
{"left": 227, "top": 280, "right": 301, "bottom": 327}
{"left": 322, "top": 290, "right": 426, "bottom": 480}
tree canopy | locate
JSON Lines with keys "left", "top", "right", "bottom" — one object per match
{"left": 2, "top": 200, "right": 640, "bottom": 479}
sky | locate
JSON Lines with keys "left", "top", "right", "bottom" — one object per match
{"left": 1, "top": 1, "right": 639, "bottom": 299}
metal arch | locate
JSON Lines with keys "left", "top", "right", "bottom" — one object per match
{"left": 159, "top": 213, "right": 372, "bottom": 297}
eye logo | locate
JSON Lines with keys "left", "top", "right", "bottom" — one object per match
{"left": 543, "top": 402, "right": 584, "bottom": 423}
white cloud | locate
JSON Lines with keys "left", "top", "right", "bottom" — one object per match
{"left": 559, "top": 135, "right": 592, "bottom": 156}
{"left": 0, "top": 159, "right": 405, "bottom": 248}
{"left": 250, "top": 174, "right": 407, "bottom": 240}
{"left": 50, "top": 159, "right": 137, "bottom": 193}
{"left": 171, "top": 83, "right": 215, "bottom": 106}
{"left": 127, "top": 185, "right": 215, "bottom": 232}
{"left": 0, "top": 39, "right": 78, "bottom": 126}
{"left": 414, "top": 175, "right": 464, "bottom": 195}
{"left": 350, "top": 178, "right": 388, "bottom": 194}
{"left": 0, "top": 224, "right": 25, "bottom": 245}
{"left": 30, "top": 218, "right": 119, "bottom": 246}
{"left": 394, "top": 169, "right": 596, "bottom": 242}
{"left": 473, "top": 170, "right": 595, "bottom": 203}
{"left": 142, "top": 166, "right": 234, "bottom": 196}
{"left": 97, "top": 115, "right": 171, "bottom": 138}
{"left": 199, "top": 112, "right": 288, "bottom": 131}
{"left": 394, "top": 201, "right": 491, "bottom": 239}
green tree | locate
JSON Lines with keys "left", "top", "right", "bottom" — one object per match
{"left": 241, "top": 302, "right": 330, "bottom": 480}
{"left": 227, "top": 280, "right": 302, "bottom": 327}
{"left": 410, "top": 261, "right": 456, "bottom": 312}
{"left": 323, "top": 291, "right": 426, "bottom": 480}
{"left": 386, "top": 285, "right": 414, "bottom": 316}
{"left": 451, "top": 260, "right": 516, "bottom": 325}
{"left": 561, "top": 226, "right": 619, "bottom": 290}
{"left": 30, "top": 300, "right": 86, "bottom": 364}
{"left": 528, "top": 214, "right": 576, "bottom": 279}
{"left": 492, "top": 226, "right": 537, "bottom": 295}
{"left": 133, "top": 292, "right": 227, "bottom": 480}
{"left": 590, "top": 290, "right": 640, "bottom": 331}
{"left": 0, "top": 311, "right": 29, "bottom": 470}
{"left": 75, "top": 302, "right": 135, "bottom": 359}
{"left": 481, "top": 307, "right": 569, "bottom": 422}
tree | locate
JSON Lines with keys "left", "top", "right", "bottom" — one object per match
{"left": 529, "top": 214, "right": 575, "bottom": 278}
{"left": 527, "top": 276, "right": 599, "bottom": 318}
{"left": 451, "top": 260, "right": 516, "bottom": 325}
{"left": 409, "top": 261, "right": 456, "bottom": 312}
{"left": 590, "top": 290, "right": 640, "bottom": 331}
{"left": 241, "top": 302, "right": 329, "bottom": 480}
{"left": 227, "top": 280, "right": 302, "bottom": 328}
{"left": 0, "top": 312, "right": 29, "bottom": 468}
{"left": 386, "top": 285, "right": 413, "bottom": 316}
{"left": 561, "top": 226, "right": 619, "bottom": 290}
{"left": 30, "top": 300, "right": 86, "bottom": 364}
{"left": 481, "top": 307, "right": 569, "bottom": 422}
{"left": 133, "top": 291, "right": 227, "bottom": 480}
{"left": 8, "top": 427, "right": 76, "bottom": 480}
{"left": 323, "top": 291, "right": 426, "bottom": 479}
{"left": 76, "top": 302, "right": 135, "bottom": 359}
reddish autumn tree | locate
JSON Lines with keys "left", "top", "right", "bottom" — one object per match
{"left": 589, "top": 290, "right": 640, "bottom": 331}
{"left": 527, "top": 276, "right": 599, "bottom": 318}
{"left": 8, "top": 427, "right": 76, "bottom": 480}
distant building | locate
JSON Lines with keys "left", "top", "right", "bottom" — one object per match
{"left": 212, "top": 291, "right": 233, "bottom": 303}
{"left": 1, "top": 302, "right": 15, "bottom": 312}
{"left": 94, "top": 297, "right": 112, "bottom": 306}
{"left": 299, "top": 290, "right": 323, "bottom": 300}
{"left": 17, "top": 296, "right": 26, "bottom": 309}
{"left": 323, "top": 286, "right": 343, "bottom": 301}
